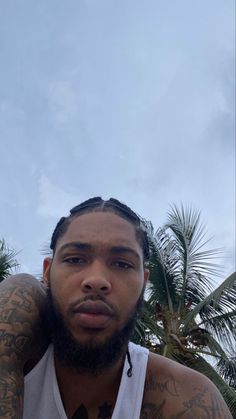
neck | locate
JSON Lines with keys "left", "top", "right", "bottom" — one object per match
{"left": 54, "top": 351, "right": 127, "bottom": 418}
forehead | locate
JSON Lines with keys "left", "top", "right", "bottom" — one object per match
{"left": 56, "top": 211, "right": 142, "bottom": 253}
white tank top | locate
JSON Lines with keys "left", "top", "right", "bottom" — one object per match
{"left": 23, "top": 342, "right": 149, "bottom": 419}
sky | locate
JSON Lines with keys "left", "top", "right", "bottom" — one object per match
{"left": 0, "top": 0, "right": 235, "bottom": 280}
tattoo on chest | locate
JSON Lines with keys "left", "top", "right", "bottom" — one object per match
{"left": 71, "top": 402, "right": 113, "bottom": 419}
{"left": 98, "top": 402, "right": 113, "bottom": 418}
{"left": 72, "top": 404, "right": 88, "bottom": 419}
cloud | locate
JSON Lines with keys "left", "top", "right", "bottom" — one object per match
{"left": 37, "top": 174, "right": 84, "bottom": 218}
{"left": 0, "top": 100, "right": 26, "bottom": 123}
{"left": 206, "top": 52, "right": 235, "bottom": 151}
{"left": 47, "top": 80, "right": 78, "bottom": 125}
{"left": 0, "top": 0, "right": 234, "bottom": 277}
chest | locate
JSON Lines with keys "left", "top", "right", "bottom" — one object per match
{"left": 24, "top": 344, "right": 149, "bottom": 419}
{"left": 62, "top": 386, "right": 117, "bottom": 419}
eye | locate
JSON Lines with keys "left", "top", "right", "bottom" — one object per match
{"left": 113, "top": 260, "right": 133, "bottom": 270}
{"left": 63, "top": 257, "right": 87, "bottom": 265}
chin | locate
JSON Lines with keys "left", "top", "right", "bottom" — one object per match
{"left": 46, "top": 287, "right": 144, "bottom": 372}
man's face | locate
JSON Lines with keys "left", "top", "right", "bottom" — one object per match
{"left": 43, "top": 212, "right": 149, "bottom": 370}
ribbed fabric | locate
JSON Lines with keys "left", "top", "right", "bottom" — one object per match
{"left": 23, "top": 342, "right": 149, "bottom": 419}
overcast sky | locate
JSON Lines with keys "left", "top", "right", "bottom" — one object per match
{"left": 0, "top": 0, "right": 235, "bottom": 280}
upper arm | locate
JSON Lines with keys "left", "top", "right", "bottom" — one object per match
{"left": 0, "top": 274, "right": 49, "bottom": 418}
{"left": 142, "top": 354, "right": 233, "bottom": 419}
{"left": 176, "top": 371, "right": 233, "bottom": 419}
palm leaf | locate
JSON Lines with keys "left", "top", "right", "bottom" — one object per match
{"left": 184, "top": 272, "right": 236, "bottom": 334}
{"left": 0, "top": 239, "right": 18, "bottom": 282}
{"left": 148, "top": 230, "right": 179, "bottom": 312}
{"left": 141, "top": 204, "right": 236, "bottom": 414}
{"left": 165, "top": 205, "right": 222, "bottom": 313}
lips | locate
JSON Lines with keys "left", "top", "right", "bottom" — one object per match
{"left": 73, "top": 300, "right": 114, "bottom": 316}
{"left": 72, "top": 300, "right": 114, "bottom": 329}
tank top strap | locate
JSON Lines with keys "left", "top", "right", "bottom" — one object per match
{"left": 112, "top": 342, "right": 149, "bottom": 419}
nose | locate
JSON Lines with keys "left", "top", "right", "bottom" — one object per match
{"left": 81, "top": 262, "right": 112, "bottom": 295}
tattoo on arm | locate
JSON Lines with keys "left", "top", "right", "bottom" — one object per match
{"left": 143, "top": 374, "right": 232, "bottom": 419}
{"left": 145, "top": 374, "right": 179, "bottom": 397}
{"left": 140, "top": 401, "right": 166, "bottom": 419}
{"left": 0, "top": 366, "right": 23, "bottom": 419}
{"left": 0, "top": 274, "right": 48, "bottom": 419}
{"left": 176, "top": 387, "right": 233, "bottom": 419}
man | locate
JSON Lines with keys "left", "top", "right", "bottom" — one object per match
{"left": 0, "top": 197, "right": 232, "bottom": 418}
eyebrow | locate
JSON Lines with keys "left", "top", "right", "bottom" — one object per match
{"left": 109, "top": 246, "right": 140, "bottom": 261}
{"left": 57, "top": 242, "right": 140, "bottom": 260}
{"left": 58, "top": 242, "right": 92, "bottom": 254}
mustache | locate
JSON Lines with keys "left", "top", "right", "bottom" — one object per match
{"left": 68, "top": 294, "right": 119, "bottom": 318}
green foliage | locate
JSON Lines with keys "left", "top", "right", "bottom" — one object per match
{"left": 133, "top": 205, "right": 236, "bottom": 416}
{"left": 0, "top": 239, "right": 18, "bottom": 282}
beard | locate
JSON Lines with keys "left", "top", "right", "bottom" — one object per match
{"left": 46, "top": 287, "right": 144, "bottom": 375}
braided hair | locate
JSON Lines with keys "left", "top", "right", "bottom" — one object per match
{"left": 50, "top": 197, "right": 150, "bottom": 263}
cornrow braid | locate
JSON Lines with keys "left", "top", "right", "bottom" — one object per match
{"left": 70, "top": 197, "right": 103, "bottom": 214}
{"left": 50, "top": 197, "right": 150, "bottom": 262}
{"left": 50, "top": 217, "right": 67, "bottom": 251}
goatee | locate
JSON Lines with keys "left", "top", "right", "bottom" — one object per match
{"left": 46, "top": 287, "right": 144, "bottom": 375}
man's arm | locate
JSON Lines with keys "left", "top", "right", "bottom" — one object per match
{"left": 0, "top": 274, "right": 49, "bottom": 419}
{"left": 142, "top": 352, "right": 233, "bottom": 418}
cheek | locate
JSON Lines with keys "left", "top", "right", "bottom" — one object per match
{"left": 118, "top": 279, "right": 144, "bottom": 309}
{"left": 49, "top": 275, "right": 71, "bottom": 312}
{"left": 128, "top": 273, "right": 145, "bottom": 295}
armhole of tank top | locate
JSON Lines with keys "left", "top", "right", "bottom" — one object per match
{"left": 24, "top": 345, "right": 52, "bottom": 382}
{"left": 112, "top": 343, "right": 149, "bottom": 419}
{"left": 110, "top": 351, "right": 130, "bottom": 418}
{"left": 52, "top": 357, "right": 68, "bottom": 419}
{"left": 132, "top": 345, "right": 149, "bottom": 418}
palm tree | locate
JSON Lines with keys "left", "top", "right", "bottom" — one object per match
{"left": 133, "top": 206, "right": 236, "bottom": 416}
{"left": 0, "top": 239, "right": 18, "bottom": 282}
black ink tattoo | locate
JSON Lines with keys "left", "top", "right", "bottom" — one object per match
{"left": 173, "top": 387, "right": 231, "bottom": 419}
{"left": 183, "top": 388, "right": 208, "bottom": 410}
{"left": 140, "top": 401, "right": 165, "bottom": 419}
{"left": 71, "top": 402, "right": 113, "bottom": 419}
{"left": 0, "top": 275, "right": 48, "bottom": 419}
{"left": 0, "top": 329, "right": 29, "bottom": 353}
{"left": 145, "top": 373, "right": 179, "bottom": 397}
{"left": 98, "top": 402, "right": 113, "bottom": 418}
{"left": 72, "top": 404, "right": 88, "bottom": 419}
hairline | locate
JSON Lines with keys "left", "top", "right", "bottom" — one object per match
{"left": 52, "top": 207, "right": 147, "bottom": 263}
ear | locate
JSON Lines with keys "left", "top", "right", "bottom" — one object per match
{"left": 43, "top": 257, "right": 52, "bottom": 286}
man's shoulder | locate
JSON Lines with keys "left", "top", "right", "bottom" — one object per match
{"left": 0, "top": 274, "right": 49, "bottom": 369}
{"left": 146, "top": 351, "right": 205, "bottom": 382}
{"left": 140, "top": 351, "right": 232, "bottom": 418}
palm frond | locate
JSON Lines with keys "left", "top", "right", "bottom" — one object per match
{"left": 0, "top": 239, "right": 19, "bottom": 282}
{"left": 141, "top": 205, "right": 235, "bottom": 410}
{"left": 184, "top": 272, "right": 236, "bottom": 333}
{"left": 199, "top": 311, "right": 236, "bottom": 335}
{"left": 198, "top": 332, "right": 236, "bottom": 384}
{"left": 164, "top": 205, "right": 222, "bottom": 313}
{"left": 216, "top": 355, "right": 236, "bottom": 389}
{"left": 148, "top": 230, "right": 179, "bottom": 312}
